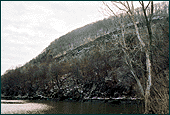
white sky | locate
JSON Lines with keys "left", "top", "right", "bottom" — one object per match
{"left": 1, "top": 1, "right": 164, "bottom": 75}
{"left": 1, "top": 1, "right": 105, "bottom": 75}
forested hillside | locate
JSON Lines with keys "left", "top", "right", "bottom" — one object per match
{"left": 1, "top": 1, "right": 169, "bottom": 114}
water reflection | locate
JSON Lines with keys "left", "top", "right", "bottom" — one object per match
{"left": 1, "top": 100, "right": 52, "bottom": 114}
{"left": 1, "top": 99, "right": 143, "bottom": 114}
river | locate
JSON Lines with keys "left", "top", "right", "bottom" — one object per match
{"left": 1, "top": 99, "right": 144, "bottom": 114}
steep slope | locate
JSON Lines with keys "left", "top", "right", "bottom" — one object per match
{"left": 1, "top": 2, "right": 169, "bottom": 101}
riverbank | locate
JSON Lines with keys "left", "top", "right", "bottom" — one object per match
{"left": 1, "top": 95, "right": 144, "bottom": 105}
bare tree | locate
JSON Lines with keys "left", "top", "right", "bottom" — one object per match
{"left": 101, "top": 1, "right": 155, "bottom": 114}
{"left": 101, "top": 1, "right": 144, "bottom": 95}
{"left": 139, "top": 1, "right": 153, "bottom": 114}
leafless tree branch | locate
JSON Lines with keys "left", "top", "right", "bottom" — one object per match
{"left": 145, "top": 1, "right": 151, "bottom": 10}
{"left": 102, "top": 1, "right": 118, "bottom": 17}
{"left": 126, "top": 1, "right": 133, "bottom": 15}
{"left": 111, "top": 1, "right": 127, "bottom": 13}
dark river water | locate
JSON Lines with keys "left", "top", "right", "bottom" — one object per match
{"left": 1, "top": 99, "right": 144, "bottom": 114}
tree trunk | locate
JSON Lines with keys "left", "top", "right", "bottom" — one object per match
{"left": 144, "top": 50, "right": 152, "bottom": 114}
{"left": 140, "top": 2, "right": 153, "bottom": 113}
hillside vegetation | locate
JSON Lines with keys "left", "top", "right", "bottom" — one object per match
{"left": 1, "top": 1, "right": 169, "bottom": 114}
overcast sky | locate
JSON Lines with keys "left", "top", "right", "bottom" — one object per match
{"left": 1, "top": 1, "right": 164, "bottom": 75}
{"left": 1, "top": 1, "right": 105, "bottom": 75}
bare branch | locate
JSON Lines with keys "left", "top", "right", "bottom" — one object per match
{"left": 126, "top": 1, "right": 132, "bottom": 15}
{"left": 100, "top": 6, "right": 113, "bottom": 16}
{"left": 118, "top": 1, "right": 133, "bottom": 15}
{"left": 131, "top": 1, "right": 134, "bottom": 15}
{"left": 139, "top": 1, "right": 143, "bottom": 6}
{"left": 151, "top": 1, "right": 153, "bottom": 14}
{"left": 154, "top": 80, "right": 169, "bottom": 88}
{"left": 149, "top": 1, "right": 154, "bottom": 23}
{"left": 121, "top": 46, "right": 145, "bottom": 97}
{"left": 102, "top": 2, "right": 118, "bottom": 17}
{"left": 111, "top": 1, "right": 127, "bottom": 12}
{"left": 113, "top": 1, "right": 121, "bottom": 4}
{"left": 119, "top": 1, "right": 129, "bottom": 10}
{"left": 145, "top": 1, "right": 151, "bottom": 11}
{"left": 98, "top": 8, "right": 109, "bottom": 17}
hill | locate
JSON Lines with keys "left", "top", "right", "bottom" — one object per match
{"left": 1, "top": 2, "right": 169, "bottom": 107}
